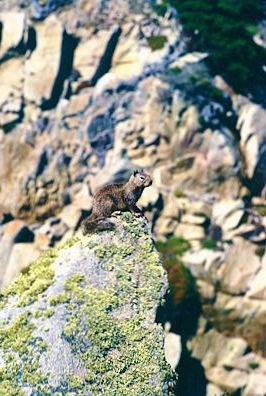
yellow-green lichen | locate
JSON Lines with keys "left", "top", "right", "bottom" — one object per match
{"left": 48, "top": 291, "right": 70, "bottom": 306}
{"left": 0, "top": 311, "right": 48, "bottom": 394}
{"left": 1, "top": 248, "right": 57, "bottom": 307}
{"left": 61, "top": 271, "right": 172, "bottom": 395}
{"left": 1, "top": 236, "right": 81, "bottom": 309}
{"left": 58, "top": 221, "right": 172, "bottom": 395}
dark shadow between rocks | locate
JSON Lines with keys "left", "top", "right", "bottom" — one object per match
{"left": 157, "top": 290, "right": 207, "bottom": 396}
{"left": 41, "top": 32, "right": 79, "bottom": 111}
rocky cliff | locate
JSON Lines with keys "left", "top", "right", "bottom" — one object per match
{"left": 0, "top": 213, "right": 173, "bottom": 395}
{"left": 0, "top": 0, "right": 265, "bottom": 395}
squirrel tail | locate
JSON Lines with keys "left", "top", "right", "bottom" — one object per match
{"left": 81, "top": 214, "right": 115, "bottom": 235}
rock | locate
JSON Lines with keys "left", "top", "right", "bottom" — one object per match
{"left": 164, "top": 322, "right": 182, "bottom": 370}
{"left": 174, "top": 223, "right": 205, "bottom": 240}
{"left": 112, "top": 34, "right": 146, "bottom": 79}
{"left": 36, "top": 217, "right": 68, "bottom": 246}
{"left": 0, "top": 232, "right": 14, "bottom": 287}
{"left": 24, "top": 15, "right": 65, "bottom": 107}
{"left": 0, "top": 214, "right": 173, "bottom": 394}
{"left": 206, "top": 383, "right": 224, "bottom": 396}
{"left": 1, "top": 243, "right": 40, "bottom": 287}
{"left": 94, "top": 72, "right": 120, "bottom": 96}
{"left": 243, "top": 373, "right": 266, "bottom": 396}
{"left": 0, "top": 12, "right": 27, "bottom": 60}
{"left": 153, "top": 217, "right": 178, "bottom": 238}
{"left": 247, "top": 254, "right": 266, "bottom": 299}
{"left": 74, "top": 26, "right": 121, "bottom": 85}
{"left": 174, "top": 105, "right": 200, "bottom": 144}
{"left": 188, "top": 329, "right": 248, "bottom": 370}
{"left": 58, "top": 201, "right": 91, "bottom": 231}
{"left": 228, "top": 352, "right": 266, "bottom": 374}
{"left": 196, "top": 280, "right": 215, "bottom": 303}
{"left": 207, "top": 367, "right": 248, "bottom": 393}
{"left": 181, "top": 213, "right": 207, "bottom": 225}
{"left": 152, "top": 127, "right": 238, "bottom": 195}
{"left": 4, "top": 219, "right": 34, "bottom": 243}
{"left": 182, "top": 248, "right": 225, "bottom": 281}
{"left": 212, "top": 199, "right": 245, "bottom": 229}
{"left": 0, "top": 219, "right": 36, "bottom": 286}
{"left": 208, "top": 292, "right": 266, "bottom": 355}
{"left": 63, "top": 91, "right": 90, "bottom": 118}
{"left": 219, "top": 238, "right": 261, "bottom": 295}
{"left": 138, "top": 186, "right": 160, "bottom": 208}
{"left": 236, "top": 102, "right": 266, "bottom": 195}
{"left": 0, "top": 58, "right": 24, "bottom": 131}
{"left": 170, "top": 52, "right": 208, "bottom": 69}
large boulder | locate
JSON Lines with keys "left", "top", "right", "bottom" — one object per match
{"left": 0, "top": 12, "right": 27, "bottom": 60}
{"left": 236, "top": 100, "right": 266, "bottom": 195}
{"left": 24, "top": 14, "right": 65, "bottom": 107}
{"left": 0, "top": 213, "right": 173, "bottom": 395}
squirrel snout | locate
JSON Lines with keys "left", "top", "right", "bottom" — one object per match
{"left": 146, "top": 177, "right": 152, "bottom": 187}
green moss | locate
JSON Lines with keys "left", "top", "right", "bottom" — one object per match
{"left": 255, "top": 246, "right": 265, "bottom": 258}
{"left": 152, "top": 0, "right": 167, "bottom": 16}
{"left": 148, "top": 35, "right": 167, "bottom": 51}
{"left": 174, "top": 188, "right": 186, "bottom": 198}
{"left": 248, "top": 361, "right": 260, "bottom": 370}
{"left": 201, "top": 238, "right": 217, "bottom": 249}
{"left": 170, "top": 66, "right": 182, "bottom": 74}
{"left": 155, "top": 236, "right": 196, "bottom": 305}
{"left": 255, "top": 205, "right": 266, "bottom": 217}
{"left": 155, "top": 236, "right": 191, "bottom": 257}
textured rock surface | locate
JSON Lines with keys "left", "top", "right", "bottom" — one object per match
{"left": 0, "top": 213, "right": 173, "bottom": 395}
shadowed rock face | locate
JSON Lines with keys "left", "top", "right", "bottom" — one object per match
{"left": 0, "top": 213, "right": 173, "bottom": 395}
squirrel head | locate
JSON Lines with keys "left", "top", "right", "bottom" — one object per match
{"left": 130, "top": 169, "right": 152, "bottom": 188}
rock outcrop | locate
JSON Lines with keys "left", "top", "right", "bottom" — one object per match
{"left": 0, "top": 213, "right": 173, "bottom": 395}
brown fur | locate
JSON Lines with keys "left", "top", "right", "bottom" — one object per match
{"left": 81, "top": 170, "right": 152, "bottom": 234}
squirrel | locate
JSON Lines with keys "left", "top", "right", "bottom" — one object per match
{"left": 81, "top": 170, "right": 152, "bottom": 235}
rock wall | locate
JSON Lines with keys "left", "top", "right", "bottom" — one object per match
{"left": 0, "top": 213, "right": 173, "bottom": 395}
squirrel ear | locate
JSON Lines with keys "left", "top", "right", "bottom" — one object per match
{"left": 133, "top": 169, "right": 138, "bottom": 176}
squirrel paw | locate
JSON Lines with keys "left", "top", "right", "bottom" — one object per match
{"left": 112, "top": 211, "right": 122, "bottom": 218}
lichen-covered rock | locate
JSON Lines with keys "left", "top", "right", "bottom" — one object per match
{"left": 0, "top": 213, "right": 173, "bottom": 395}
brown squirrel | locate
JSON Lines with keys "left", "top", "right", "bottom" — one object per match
{"left": 81, "top": 170, "right": 152, "bottom": 234}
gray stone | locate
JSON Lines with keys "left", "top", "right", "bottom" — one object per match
{"left": 0, "top": 12, "right": 27, "bottom": 60}
{"left": 0, "top": 214, "right": 173, "bottom": 394}
{"left": 24, "top": 15, "right": 64, "bottom": 106}
{"left": 219, "top": 238, "right": 261, "bottom": 295}
{"left": 247, "top": 254, "right": 266, "bottom": 299}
